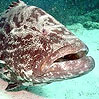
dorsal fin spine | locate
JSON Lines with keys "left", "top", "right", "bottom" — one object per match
{"left": 8, "top": 0, "right": 26, "bottom": 10}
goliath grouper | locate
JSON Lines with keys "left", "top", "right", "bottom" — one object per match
{"left": 0, "top": 0, "right": 95, "bottom": 91}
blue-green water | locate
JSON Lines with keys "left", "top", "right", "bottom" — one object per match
{"left": 0, "top": 0, "right": 99, "bottom": 99}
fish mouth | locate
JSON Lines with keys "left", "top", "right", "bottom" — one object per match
{"left": 39, "top": 43, "right": 95, "bottom": 83}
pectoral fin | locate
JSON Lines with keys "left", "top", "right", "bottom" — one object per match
{"left": 6, "top": 82, "right": 21, "bottom": 91}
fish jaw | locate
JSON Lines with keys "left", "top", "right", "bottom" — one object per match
{"left": 31, "top": 42, "right": 95, "bottom": 84}
{"left": 42, "top": 56, "right": 95, "bottom": 81}
{"left": 33, "top": 56, "right": 95, "bottom": 84}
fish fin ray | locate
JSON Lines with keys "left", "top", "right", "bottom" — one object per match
{"left": 5, "top": 82, "right": 21, "bottom": 91}
{"left": 7, "top": 0, "right": 26, "bottom": 10}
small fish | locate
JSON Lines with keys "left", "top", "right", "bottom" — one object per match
{"left": 0, "top": 0, "right": 95, "bottom": 91}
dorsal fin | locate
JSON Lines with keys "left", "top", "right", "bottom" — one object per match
{"left": 7, "top": 0, "right": 26, "bottom": 10}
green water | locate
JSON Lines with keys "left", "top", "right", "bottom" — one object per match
{"left": 0, "top": 0, "right": 99, "bottom": 99}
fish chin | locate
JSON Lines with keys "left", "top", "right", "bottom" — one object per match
{"left": 46, "top": 56, "right": 94, "bottom": 79}
{"left": 37, "top": 56, "right": 95, "bottom": 84}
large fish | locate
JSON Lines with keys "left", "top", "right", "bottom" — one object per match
{"left": 0, "top": 0, "right": 95, "bottom": 91}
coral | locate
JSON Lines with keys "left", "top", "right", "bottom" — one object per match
{"left": 83, "top": 21, "right": 99, "bottom": 29}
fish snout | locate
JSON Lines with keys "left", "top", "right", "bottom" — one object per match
{"left": 38, "top": 42, "right": 95, "bottom": 83}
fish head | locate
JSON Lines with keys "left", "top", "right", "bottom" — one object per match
{"left": 32, "top": 27, "right": 95, "bottom": 84}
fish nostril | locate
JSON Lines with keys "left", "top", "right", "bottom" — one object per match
{"left": 42, "top": 28, "right": 48, "bottom": 35}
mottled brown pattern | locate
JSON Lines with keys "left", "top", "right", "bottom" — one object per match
{"left": 13, "top": 14, "right": 24, "bottom": 28}
{"left": 26, "top": 18, "right": 33, "bottom": 22}
{"left": 52, "top": 27, "right": 68, "bottom": 34}
{"left": 24, "top": 25, "right": 28, "bottom": 29}
{"left": 30, "top": 8, "right": 39, "bottom": 21}
{"left": 37, "top": 9, "right": 46, "bottom": 15}
{"left": 4, "top": 23, "right": 13, "bottom": 34}
{"left": 31, "top": 27, "right": 40, "bottom": 32}
{"left": 13, "top": 16, "right": 20, "bottom": 28}
{"left": 48, "top": 17, "right": 58, "bottom": 25}
{"left": 23, "top": 34, "right": 33, "bottom": 40}
{"left": 0, "top": 0, "right": 94, "bottom": 90}
{"left": 48, "top": 33, "right": 63, "bottom": 43}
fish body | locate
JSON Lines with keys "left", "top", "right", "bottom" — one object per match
{"left": 0, "top": 0, "right": 95, "bottom": 91}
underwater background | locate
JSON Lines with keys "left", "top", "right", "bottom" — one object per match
{"left": 0, "top": 0, "right": 99, "bottom": 99}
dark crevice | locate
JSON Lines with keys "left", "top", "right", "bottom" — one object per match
{"left": 54, "top": 51, "right": 86, "bottom": 62}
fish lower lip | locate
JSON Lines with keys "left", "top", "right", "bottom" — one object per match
{"left": 44, "top": 56, "right": 95, "bottom": 80}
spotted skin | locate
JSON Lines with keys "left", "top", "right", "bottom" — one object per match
{"left": 0, "top": 0, "right": 95, "bottom": 91}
